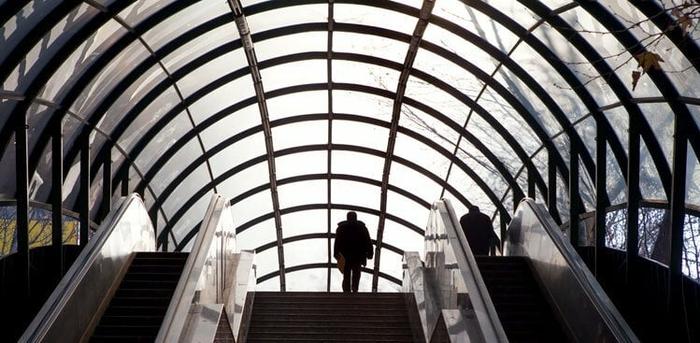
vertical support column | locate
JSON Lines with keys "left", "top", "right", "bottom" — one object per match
{"left": 626, "top": 118, "right": 640, "bottom": 283}
{"left": 595, "top": 126, "right": 607, "bottom": 277}
{"left": 101, "top": 151, "right": 112, "bottom": 222}
{"left": 668, "top": 115, "right": 688, "bottom": 328}
{"left": 547, "top": 148, "right": 559, "bottom": 224}
{"left": 51, "top": 120, "right": 64, "bottom": 276}
{"left": 326, "top": 0, "right": 334, "bottom": 292}
{"left": 15, "top": 111, "right": 30, "bottom": 298}
{"left": 79, "top": 135, "right": 90, "bottom": 246}
{"left": 121, "top": 165, "right": 129, "bottom": 196}
{"left": 569, "top": 141, "right": 580, "bottom": 247}
{"left": 527, "top": 166, "right": 536, "bottom": 200}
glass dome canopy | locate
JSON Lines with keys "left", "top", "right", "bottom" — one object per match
{"left": 0, "top": 0, "right": 699, "bottom": 291}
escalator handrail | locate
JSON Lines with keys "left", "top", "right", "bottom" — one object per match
{"left": 156, "top": 194, "right": 229, "bottom": 342}
{"left": 436, "top": 199, "right": 509, "bottom": 343}
{"left": 21, "top": 194, "right": 153, "bottom": 342}
{"left": 514, "top": 198, "right": 638, "bottom": 343}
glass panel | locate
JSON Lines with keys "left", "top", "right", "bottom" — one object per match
{"left": 261, "top": 59, "right": 326, "bottom": 92}
{"left": 332, "top": 120, "right": 389, "bottom": 151}
{"left": 423, "top": 23, "right": 499, "bottom": 74}
{"left": 399, "top": 99, "right": 460, "bottom": 155}
{"left": 135, "top": 112, "right": 191, "bottom": 172}
{"left": 217, "top": 161, "right": 269, "bottom": 201}
{"left": 332, "top": 89, "right": 393, "bottom": 122}
{"left": 116, "top": 87, "right": 180, "bottom": 152}
{"left": 282, "top": 209, "right": 328, "bottom": 239}
{"left": 268, "top": 91, "right": 328, "bottom": 121}
{"left": 210, "top": 132, "right": 266, "bottom": 179}
{"left": 331, "top": 150, "right": 383, "bottom": 181}
{"left": 334, "top": 32, "right": 409, "bottom": 66}
{"left": 256, "top": 277, "right": 280, "bottom": 291}
{"left": 231, "top": 189, "right": 274, "bottom": 229}
{"left": 253, "top": 247, "right": 279, "bottom": 281}
{"left": 394, "top": 133, "right": 451, "bottom": 180}
{"left": 141, "top": 1, "right": 228, "bottom": 51}
{"left": 638, "top": 207, "right": 670, "bottom": 266}
{"left": 382, "top": 216, "right": 424, "bottom": 254}
{"left": 247, "top": 4, "right": 326, "bottom": 34}
{"left": 0, "top": 1, "right": 61, "bottom": 63}
{"left": 605, "top": 207, "right": 627, "bottom": 250}
{"left": 579, "top": 156, "right": 596, "bottom": 212}
{"left": 5, "top": 4, "right": 97, "bottom": 93}
{"left": 335, "top": 3, "right": 417, "bottom": 35}
{"left": 188, "top": 75, "right": 256, "bottom": 124}
{"left": 445, "top": 166, "right": 493, "bottom": 215}
{"left": 684, "top": 214, "right": 700, "bottom": 282}
{"left": 284, "top": 238, "right": 328, "bottom": 268}
{"left": 117, "top": 0, "right": 178, "bottom": 27}
{"left": 236, "top": 217, "right": 276, "bottom": 251}
{"left": 640, "top": 139, "right": 666, "bottom": 200}
{"left": 329, "top": 264, "right": 398, "bottom": 292}
{"left": 170, "top": 194, "right": 212, "bottom": 247}
{"left": 465, "top": 113, "right": 522, "bottom": 176}
{"left": 0, "top": 205, "right": 81, "bottom": 258}
{"left": 278, "top": 180, "right": 326, "bottom": 209}
{"left": 276, "top": 151, "right": 326, "bottom": 180}
{"left": 639, "top": 103, "right": 674, "bottom": 169}
{"left": 476, "top": 87, "right": 542, "bottom": 155}
{"left": 433, "top": 0, "right": 521, "bottom": 53}
{"left": 149, "top": 138, "right": 202, "bottom": 194}
{"left": 256, "top": 31, "right": 327, "bottom": 61}
{"left": 331, "top": 179, "right": 379, "bottom": 211}
{"left": 690, "top": 105, "right": 700, "bottom": 129}
{"left": 404, "top": 76, "right": 469, "bottom": 137}
{"left": 286, "top": 269, "right": 327, "bottom": 291}
{"left": 603, "top": 106, "right": 629, "bottom": 151}
{"left": 607, "top": 143, "right": 627, "bottom": 205}
{"left": 558, "top": 6, "right": 662, "bottom": 97}
{"left": 177, "top": 49, "right": 250, "bottom": 100}
{"left": 200, "top": 102, "right": 261, "bottom": 149}
{"left": 378, "top": 247, "right": 403, "bottom": 282}
{"left": 161, "top": 165, "right": 210, "bottom": 218}
{"left": 389, "top": 163, "right": 442, "bottom": 205}
{"left": 161, "top": 21, "right": 241, "bottom": 72}
{"left": 687, "top": 143, "right": 699, "bottom": 206}
{"left": 455, "top": 135, "right": 509, "bottom": 201}
{"left": 272, "top": 120, "right": 327, "bottom": 151}
{"left": 334, "top": 59, "right": 400, "bottom": 93}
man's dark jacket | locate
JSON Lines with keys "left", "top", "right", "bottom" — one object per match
{"left": 334, "top": 220, "right": 373, "bottom": 266}
{"left": 460, "top": 211, "right": 496, "bottom": 255}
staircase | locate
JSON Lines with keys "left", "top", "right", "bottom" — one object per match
{"left": 246, "top": 292, "right": 418, "bottom": 342}
{"left": 475, "top": 256, "right": 568, "bottom": 343}
{"left": 91, "top": 252, "right": 189, "bottom": 342}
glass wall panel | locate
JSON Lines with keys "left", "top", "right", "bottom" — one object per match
{"left": 160, "top": 165, "right": 210, "bottom": 217}
{"left": 276, "top": 151, "right": 326, "bottom": 180}
{"left": 256, "top": 277, "right": 280, "bottom": 291}
{"left": 639, "top": 103, "right": 674, "bottom": 169}
{"left": 261, "top": 60, "right": 326, "bottom": 92}
{"left": 282, "top": 209, "right": 328, "bottom": 239}
{"left": 200, "top": 102, "right": 261, "bottom": 149}
{"left": 690, "top": 105, "right": 700, "bottom": 129}
{"left": 278, "top": 179, "right": 326, "bottom": 209}
{"left": 404, "top": 76, "right": 469, "bottom": 136}
{"left": 399, "top": 100, "right": 461, "bottom": 157}
{"left": 284, "top": 238, "right": 328, "bottom": 268}
{"left": 638, "top": 206, "right": 670, "bottom": 266}
{"left": 335, "top": 3, "right": 417, "bottom": 35}
{"left": 177, "top": 49, "right": 250, "bottom": 100}
{"left": 423, "top": 24, "right": 499, "bottom": 75}
{"left": 231, "top": 189, "right": 274, "bottom": 229}
{"left": 684, "top": 214, "right": 700, "bottom": 282}
{"left": 389, "top": 163, "right": 442, "bottom": 205}
{"left": 209, "top": 132, "right": 266, "bottom": 179}
{"left": 117, "top": 0, "right": 178, "bottom": 27}
{"left": 640, "top": 140, "right": 666, "bottom": 200}
{"left": 149, "top": 138, "right": 202, "bottom": 194}
{"left": 382, "top": 217, "right": 424, "bottom": 254}
{"left": 334, "top": 59, "right": 400, "bottom": 94}
{"left": 455, "top": 137, "right": 509, "bottom": 201}
{"left": 332, "top": 89, "right": 394, "bottom": 122}
{"left": 268, "top": 91, "right": 328, "bottom": 121}
{"left": 5, "top": 3, "right": 97, "bottom": 93}
{"left": 170, "top": 194, "right": 212, "bottom": 247}
{"left": 579, "top": 156, "right": 596, "bottom": 212}
{"left": 286, "top": 269, "right": 328, "bottom": 291}
{"left": 433, "top": 0, "right": 521, "bottom": 53}
{"left": 466, "top": 114, "right": 522, "bottom": 176}
{"left": 412, "top": 47, "right": 484, "bottom": 100}
{"left": 331, "top": 150, "right": 383, "bottom": 181}
{"left": 247, "top": 4, "right": 326, "bottom": 34}
{"left": 688, "top": 143, "right": 699, "bottom": 206}
{"left": 331, "top": 179, "right": 379, "bottom": 212}
{"left": 188, "top": 76, "right": 256, "bottom": 124}
{"left": 394, "top": 133, "right": 451, "bottom": 180}
{"left": 0, "top": 1, "right": 61, "bottom": 63}
{"left": 332, "top": 120, "right": 388, "bottom": 152}
{"left": 606, "top": 143, "right": 627, "bottom": 205}
{"left": 386, "top": 189, "right": 429, "bottom": 229}
{"left": 476, "top": 87, "right": 542, "bottom": 155}
{"left": 38, "top": 18, "right": 124, "bottom": 102}
{"left": 333, "top": 32, "right": 409, "bottom": 66}
{"left": 445, "top": 166, "right": 492, "bottom": 215}
{"left": 142, "top": 1, "right": 228, "bottom": 51}
{"left": 135, "top": 111, "right": 190, "bottom": 172}
{"left": 272, "top": 120, "right": 327, "bottom": 151}
{"left": 253, "top": 247, "right": 279, "bottom": 282}
{"left": 558, "top": 7, "right": 662, "bottom": 98}
{"left": 329, "top": 267, "right": 399, "bottom": 292}
{"left": 160, "top": 20, "right": 240, "bottom": 71}
{"left": 236, "top": 217, "right": 276, "bottom": 251}
{"left": 378, "top": 248, "right": 403, "bottom": 283}
{"left": 217, "top": 161, "right": 269, "bottom": 201}
{"left": 444, "top": 190, "right": 469, "bottom": 219}
{"left": 256, "top": 32, "right": 327, "bottom": 61}
{"left": 116, "top": 88, "right": 181, "bottom": 152}
{"left": 605, "top": 207, "right": 627, "bottom": 250}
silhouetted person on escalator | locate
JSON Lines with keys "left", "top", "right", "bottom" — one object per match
{"left": 334, "top": 211, "right": 373, "bottom": 292}
{"left": 460, "top": 205, "right": 499, "bottom": 255}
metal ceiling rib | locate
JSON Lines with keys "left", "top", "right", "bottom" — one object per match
{"left": 227, "top": 0, "right": 287, "bottom": 291}
{"left": 371, "top": 0, "right": 435, "bottom": 291}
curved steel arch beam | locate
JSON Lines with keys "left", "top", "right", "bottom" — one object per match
{"left": 251, "top": 233, "right": 405, "bottom": 257}
{"left": 256, "top": 263, "right": 402, "bottom": 286}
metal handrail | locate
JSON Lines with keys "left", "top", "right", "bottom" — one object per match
{"left": 435, "top": 199, "right": 509, "bottom": 343}
{"left": 515, "top": 198, "right": 638, "bottom": 343}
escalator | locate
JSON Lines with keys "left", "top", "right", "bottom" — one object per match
{"left": 91, "top": 252, "right": 189, "bottom": 341}
{"left": 410, "top": 198, "right": 640, "bottom": 342}
{"left": 21, "top": 194, "right": 256, "bottom": 343}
